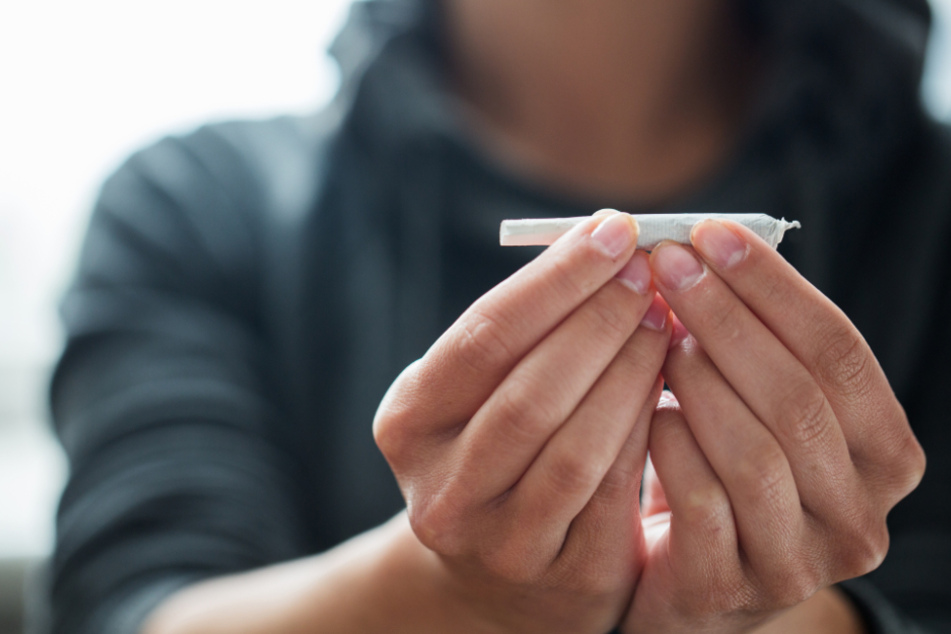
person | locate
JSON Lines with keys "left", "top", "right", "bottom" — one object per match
{"left": 44, "top": 0, "right": 950, "bottom": 632}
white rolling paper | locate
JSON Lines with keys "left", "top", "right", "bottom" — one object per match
{"left": 500, "top": 212, "right": 801, "bottom": 250}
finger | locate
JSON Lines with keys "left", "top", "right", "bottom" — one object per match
{"left": 688, "top": 219, "right": 906, "bottom": 460}
{"left": 668, "top": 310, "right": 690, "bottom": 349}
{"left": 515, "top": 307, "right": 669, "bottom": 533}
{"left": 456, "top": 254, "right": 662, "bottom": 499}
{"left": 663, "top": 338, "right": 810, "bottom": 581}
{"left": 650, "top": 241, "right": 854, "bottom": 512}
{"left": 376, "top": 213, "right": 640, "bottom": 440}
{"left": 552, "top": 377, "right": 663, "bottom": 582}
{"left": 647, "top": 396, "right": 740, "bottom": 586}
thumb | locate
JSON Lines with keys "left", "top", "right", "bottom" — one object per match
{"left": 641, "top": 392, "right": 677, "bottom": 517}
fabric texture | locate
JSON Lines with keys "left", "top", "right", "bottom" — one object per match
{"left": 44, "top": 0, "right": 951, "bottom": 632}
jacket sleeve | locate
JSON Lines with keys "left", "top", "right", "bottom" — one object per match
{"left": 848, "top": 143, "right": 951, "bottom": 634}
{"left": 47, "top": 123, "right": 313, "bottom": 634}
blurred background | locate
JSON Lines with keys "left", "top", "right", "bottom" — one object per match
{"left": 0, "top": 1, "right": 351, "bottom": 631}
{"left": 1, "top": 0, "right": 951, "bottom": 632}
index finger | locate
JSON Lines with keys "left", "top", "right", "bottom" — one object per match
{"left": 382, "top": 212, "right": 641, "bottom": 432}
{"left": 688, "top": 219, "right": 903, "bottom": 453}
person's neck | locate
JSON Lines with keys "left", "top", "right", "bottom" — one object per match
{"left": 445, "top": 0, "right": 761, "bottom": 204}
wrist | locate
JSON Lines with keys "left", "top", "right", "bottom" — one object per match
{"left": 623, "top": 585, "right": 865, "bottom": 634}
{"left": 295, "top": 511, "right": 502, "bottom": 634}
{"left": 142, "top": 512, "right": 483, "bottom": 634}
{"left": 752, "top": 586, "right": 865, "bottom": 634}
{"left": 352, "top": 513, "right": 504, "bottom": 634}
{"left": 384, "top": 515, "right": 623, "bottom": 634}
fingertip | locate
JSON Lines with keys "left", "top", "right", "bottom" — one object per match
{"left": 616, "top": 250, "right": 653, "bottom": 295}
{"left": 690, "top": 219, "right": 750, "bottom": 270}
{"left": 657, "top": 389, "right": 679, "bottom": 410}
{"left": 669, "top": 313, "right": 690, "bottom": 348}
{"left": 640, "top": 292, "right": 671, "bottom": 332}
{"left": 591, "top": 212, "right": 639, "bottom": 259}
{"left": 650, "top": 241, "right": 706, "bottom": 292}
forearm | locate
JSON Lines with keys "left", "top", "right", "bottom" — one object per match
{"left": 142, "top": 513, "right": 494, "bottom": 634}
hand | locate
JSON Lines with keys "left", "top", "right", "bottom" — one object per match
{"left": 374, "top": 213, "right": 672, "bottom": 633}
{"left": 621, "top": 219, "right": 926, "bottom": 633}
{"left": 638, "top": 432, "right": 867, "bottom": 634}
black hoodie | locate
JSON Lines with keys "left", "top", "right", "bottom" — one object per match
{"left": 46, "top": 0, "right": 951, "bottom": 632}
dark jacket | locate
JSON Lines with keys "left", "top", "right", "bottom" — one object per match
{"left": 46, "top": 0, "right": 951, "bottom": 632}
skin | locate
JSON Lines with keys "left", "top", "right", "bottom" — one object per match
{"left": 148, "top": 216, "right": 670, "bottom": 634}
{"left": 642, "top": 452, "right": 866, "bottom": 634}
{"left": 445, "top": 0, "right": 760, "bottom": 203}
{"left": 619, "top": 219, "right": 924, "bottom": 632}
{"left": 143, "top": 1, "right": 926, "bottom": 632}
{"left": 375, "top": 214, "right": 670, "bottom": 633}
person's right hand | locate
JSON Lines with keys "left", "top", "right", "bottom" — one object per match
{"left": 374, "top": 213, "right": 671, "bottom": 634}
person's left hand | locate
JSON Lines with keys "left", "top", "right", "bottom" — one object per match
{"left": 621, "top": 219, "right": 926, "bottom": 633}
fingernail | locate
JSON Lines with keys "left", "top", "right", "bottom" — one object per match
{"left": 691, "top": 220, "right": 749, "bottom": 269}
{"left": 652, "top": 243, "right": 705, "bottom": 291}
{"left": 640, "top": 294, "right": 669, "bottom": 331}
{"left": 658, "top": 390, "right": 678, "bottom": 407}
{"left": 591, "top": 213, "right": 638, "bottom": 258}
{"left": 615, "top": 251, "right": 651, "bottom": 294}
{"left": 669, "top": 315, "right": 690, "bottom": 347}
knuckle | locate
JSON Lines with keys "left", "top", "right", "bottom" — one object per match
{"left": 372, "top": 358, "right": 455, "bottom": 470}
{"left": 583, "top": 291, "right": 636, "bottom": 342}
{"left": 371, "top": 409, "right": 401, "bottom": 461}
{"left": 902, "top": 436, "right": 928, "bottom": 494}
{"left": 755, "top": 269, "right": 787, "bottom": 306}
{"left": 680, "top": 482, "right": 733, "bottom": 532}
{"left": 813, "top": 325, "right": 876, "bottom": 399}
{"left": 866, "top": 417, "right": 926, "bottom": 501}
{"left": 596, "top": 456, "right": 640, "bottom": 502}
{"left": 733, "top": 444, "right": 791, "bottom": 508}
{"left": 452, "top": 309, "right": 518, "bottom": 377}
{"left": 547, "top": 251, "right": 601, "bottom": 304}
{"left": 782, "top": 570, "right": 822, "bottom": 607}
{"left": 706, "top": 299, "right": 746, "bottom": 343}
{"left": 758, "top": 559, "right": 821, "bottom": 609}
{"left": 776, "top": 381, "right": 833, "bottom": 448}
{"left": 492, "top": 376, "right": 560, "bottom": 443}
{"left": 546, "top": 453, "right": 602, "bottom": 497}
{"left": 372, "top": 380, "right": 418, "bottom": 464}
{"left": 825, "top": 509, "right": 890, "bottom": 580}
{"left": 724, "top": 579, "right": 761, "bottom": 614}
{"left": 616, "top": 331, "right": 665, "bottom": 377}
{"left": 889, "top": 429, "right": 927, "bottom": 497}
{"left": 407, "top": 489, "right": 468, "bottom": 557}
{"left": 843, "top": 522, "right": 890, "bottom": 578}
